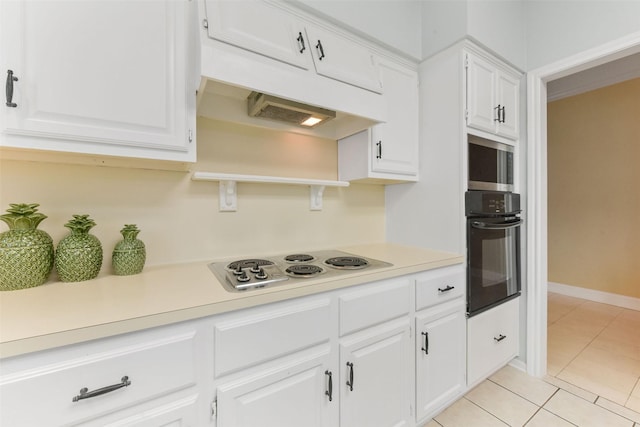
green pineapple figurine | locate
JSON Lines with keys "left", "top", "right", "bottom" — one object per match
{"left": 55, "top": 214, "right": 103, "bottom": 282}
{"left": 112, "top": 224, "right": 146, "bottom": 276}
{"left": 0, "top": 203, "right": 54, "bottom": 290}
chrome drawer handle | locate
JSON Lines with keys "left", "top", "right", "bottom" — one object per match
{"left": 438, "top": 285, "right": 455, "bottom": 293}
{"left": 494, "top": 334, "right": 507, "bottom": 343}
{"left": 72, "top": 376, "right": 131, "bottom": 402}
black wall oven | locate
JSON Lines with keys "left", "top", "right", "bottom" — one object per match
{"left": 466, "top": 191, "right": 521, "bottom": 317}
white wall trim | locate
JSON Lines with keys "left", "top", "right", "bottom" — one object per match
{"left": 526, "top": 29, "right": 640, "bottom": 379}
{"left": 548, "top": 282, "right": 640, "bottom": 311}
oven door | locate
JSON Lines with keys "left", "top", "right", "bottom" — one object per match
{"left": 467, "top": 216, "right": 522, "bottom": 316}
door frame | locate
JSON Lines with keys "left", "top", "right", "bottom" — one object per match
{"left": 526, "top": 31, "right": 640, "bottom": 377}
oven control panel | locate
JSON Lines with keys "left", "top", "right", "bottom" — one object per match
{"left": 465, "top": 191, "right": 520, "bottom": 216}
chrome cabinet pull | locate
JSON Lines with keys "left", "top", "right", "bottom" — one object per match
{"left": 6, "top": 69, "right": 18, "bottom": 108}
{"left": 325, "top": 370, "right": 333, "bottom": 401}
{"left": 297, "top": 32, "right": 306, "bottom": 53}
{"left": 438, "top": 285, "right": 455, "bottom": 293}
{"left": 315, "top": 40, "right": 325, "bottom": 60}
{"left": 421, "top": 331, "right": 429, "bottom": 354}
{"left": 494, "top": 334, "right": 507, "bottom": 342}
{"left": 346, "top": 362, "right": 354, "bottom": 391}
{"left": 72, "top": 376, "right": 131, "bottom": 402}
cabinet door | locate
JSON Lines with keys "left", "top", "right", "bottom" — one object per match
{"left": 496, "top": 72, "right": 519, "bottom": 139}
{"left": 0, "top": 0, "right": 193, "bottom": 159}
{"left": 0, "top": 323, "right": 201, "bottom": 427}
{"left": 102, "top": 395, "right": 199, "bottom": 427}
{"left": 466, "top": 53, "right": 497, "bottom": 135}
{"left": 467, "top": 297, "right": 520, "bottom": 387}
{"left": 204, "top": 0, "right": 313, "bottom": 70}
{"left": 216, "top": 348, "right": 334, "bottom": 427}
{"left": 415, "top": 300, "right": 466, "bottom": 422}
{"left": 340, "top": 319, "right": 411, "bottom": 427}
{"left": 371, "top": 61, "right": 419, "bottom": 176}
{"left": 305, "top": 25, "right": 382, "bottom": 94}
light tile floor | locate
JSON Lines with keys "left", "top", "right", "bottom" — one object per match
{"left": 425, "top": 293, "right": 640, "bottom": 426}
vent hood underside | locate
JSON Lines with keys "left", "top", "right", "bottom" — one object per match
{"left": 197, "top": 79, "right": 381, "bottom": 139}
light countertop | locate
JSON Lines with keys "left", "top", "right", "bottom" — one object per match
{"left": 0, "top": 243, "right": 463, "bottom": 358}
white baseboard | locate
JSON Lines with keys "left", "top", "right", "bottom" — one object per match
{"left": 548, "top": 282, "right": 640, "bottom": 311}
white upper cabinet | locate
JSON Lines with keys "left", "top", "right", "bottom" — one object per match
{"left": 204, "top": 0, "right": 314, "bottom": 71}
{"left": 338, "top": 59, "right": 419, "bottom": 183}
{"left": 0, "top": 0, "right": 196, "bottom": 162}
{"left": 466, "top": 52, "right": 520, "bottom": 141}
{"left": 305, "top": 24, "right": 382, "bottom": 94}
{"left": 203, "top": 0, "right": 382, "bottom": 94}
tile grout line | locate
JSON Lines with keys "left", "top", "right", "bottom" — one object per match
{"left": 461, "top": 396, "right": 511, "bottom": 426}
{"left": 594, "top": 395, "right": 640, "bottom": 425}
{"left": 534, "top": 388, "right": 580, "bottom": 427}
{"left": 625, "top": 377, "right": 640, "bottom": 408}
{"left": 488, "top": 377, "right": 558, "bottom": 408}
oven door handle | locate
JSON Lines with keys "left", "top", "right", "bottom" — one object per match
{"left": 471, "top": 218, "right": 523, "bottom": 230}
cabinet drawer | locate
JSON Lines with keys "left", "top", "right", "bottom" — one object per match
{"left": 0, "top": 327, "right": 198, "bottom": 427}
{"left": 214, "top": 297, "right": 331, "bottom": 377}
{"left": 339, "top": 277, "right": 410, "bottom": 336}
{"left": 467, "top": 297, "right": 519, "bottom": 386}
{"left": 415, "top": 265, "right": 465, "bottom": 311}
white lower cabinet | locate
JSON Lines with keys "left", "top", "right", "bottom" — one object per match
{"left": 215, "top": 347, "right": 334, "bottom": 427}
{"left": 340, "top": 318, "right": 412, "bottom": 427}
{"left": 415, "top": 299, "right": 466, "bottom": 422}
{"left": 212, "top": 297, "right": 334, "bottom": 427}
{"left": 467, "top": 297, "right": 520, "bottom": 387}
{"left": 0, "top": 321, "right": 206, "bottom": 427}
{"left": 102, "top": 395, "right": 200, "bottom": 427}
{"left": 0, "top": 264, "right": 476, "bottom": 426}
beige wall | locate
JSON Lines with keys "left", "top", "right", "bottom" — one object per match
{"left": 0, "top": 118, "right": 385, "bottom": 278}
{"left": 548, "top": 78, "right": 640, "bottom": 298}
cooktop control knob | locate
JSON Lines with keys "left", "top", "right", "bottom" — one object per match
{"left": 255, "top": 267, "right": 267, "bottom": 280}
{"left": 237, "top": 271, "right": 250, "bottom": 282}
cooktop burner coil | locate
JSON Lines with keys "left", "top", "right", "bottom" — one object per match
{"left": 285, "top": 264, "right": 324, "bottom": 277}
{"left": 324, "top": 256, "right": 369, "bottom": 269}
{"left": 284, "top": 254, "right": 315, "bottom": 263}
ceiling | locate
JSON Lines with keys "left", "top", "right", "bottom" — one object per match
{"left": 547, "top": 52, "right": 640, "bottom": 102}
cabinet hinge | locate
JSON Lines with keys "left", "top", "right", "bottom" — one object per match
{"left": 202, "top": 18, "right": 209, "bottom": 29}
{"left": 465, "top": 110, "right": 469, "bottom": 122}
{"left": 211, "top": 399, "right": 217, "bottom": 418}
{"left": 188, "top": 129, "right": 193, "bottom": 143}
{"left": 464, "top": 54, "right": 469, "bottom": 69}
